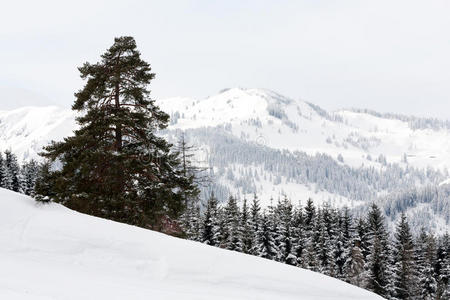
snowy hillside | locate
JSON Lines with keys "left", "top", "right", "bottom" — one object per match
{"left": 0, "top": 106, "right": 76, "bottom": 161}
{"left": 1, "top": 87, "right": 449, "bottom": 232}
{"left": 161, "top": 88, "right": 450, "bottom": 171}
{"left": 0, "top": 188, "right": 382, "bottom": 300}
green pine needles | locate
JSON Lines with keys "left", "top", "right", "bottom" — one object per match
{"left": 39, "top": 36, "right": 198, "bottom": 231}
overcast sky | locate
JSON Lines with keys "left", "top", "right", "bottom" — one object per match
{"left": 1, "top": 0, "right": 450, "bottom": 118}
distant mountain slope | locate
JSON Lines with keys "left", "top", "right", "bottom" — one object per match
{"left": 0, "top": 106, "right": 76, "bottom": 160}
{"left": 0, "top": 87, "right": 449, "bottom": 233}
{"left": 0, "top": 188, "right": 382, "bottom": 299}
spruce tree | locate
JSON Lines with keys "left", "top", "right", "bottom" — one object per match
{"left": 276, "top": 197, "right": 297, "bottom": 266}
{"left": 254, "top": 212, "right": 279, "bottom": 260}
{"left": 436, "top": 233, "right": 450, "bottom": 300}
{"left": 201, "top": 193, "right": 220, "bottom": 246}
{"left": 0, "top": 152, "right": 6, "bottom": 188}
{"left": 364, "top": 204, "right": 391, "bottom": 298}
{"left": 392, "top": 213, "right": 416, "bottom": 299}
{"left": 181, "top": 201, "right": 201, "bottom": 241}
{"left": 21, "top": 159, "right": 39, "bottom": 196}
{"left": 34, "top": 161, "right": 54, "bottom": 202}
{"left": 292, "top": 206, "right": 306, "bottom": 267}
{"left": 249, "top": 193, "right": 261, "bottom": 254}
{"left": 416, "top": 230, "right": 438, "bottom": 300}
{"left": 224, "top": 195, "right": 242, "bottom": 251}
{"left": 344, "top": 238, "right": 366, "bottom": 287}
{"left": 240, "top": 198, "right": 253, "bottom": 254}
{"left": 40, "top": 36, "right": 196, "bottom": 229}
{"left": 4, "top": 150, "right": 21, "bottom": 192}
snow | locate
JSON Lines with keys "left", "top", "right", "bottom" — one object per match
{"left": 0, "top": 87, "right": 448, "bottom": 231}
{"left": 4, "top": 88, "right": 450, "bottom": 170}
{"left": 0, "top": 106, "right": 77, "bottom": 161}
{"left": 0, "top": 188, "right": 382, "bottom": 299}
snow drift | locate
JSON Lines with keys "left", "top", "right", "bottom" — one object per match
{"left": 0, "top": 188, "right": 381, "bottom": 299}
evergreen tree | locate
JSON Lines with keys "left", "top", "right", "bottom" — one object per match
{"left": 304, "top": 198, "right": 316, "bottom": 234}
{"left": 201, "top": 193, "right": 220, "bottom": 246}
{"left": 292, "top": 206, "right": 306, "bottom": 267}
{"left": 416, "top": 230, "right": 438, "bottom": 300}
{"left": 254, "top": 213, "right": 279, "bottom": 260}
{"left": 436, "top": 233, "right": 450, "bottom": 300}
{"left": 21, "top": 159, "right": 39, "bottom": 196}
{"left": 364, "top": 204, "right": 391, "bottom": 298}
{"left": 180, "top": 201, "right": 201, "bottom": 241}
{"left": 34, "top": 161, "right": 54, "bottom": 202}
{"left": 316, "top": 209, "right": 336, "bottom": 276}
{"left": 276, "top": 197, "right": 297, "bottom": 265}
{"left": 224, "top": 195, "right": 242, "bottom": 252}
{"left": 240, "top": 198, "right": 253, "bottom": 254}
{"left": 344, "top": 238, "right": 366, "bottom": 287}
{"left": 0, "top": 152, "right": 6, "bottom": 188}
{"left": 40, "top": 36, "right": 196, "bottom": 230}
{"left": 249, "top": 193, "right": 261, "bottom": 254}
{"left": 4, "top": 150, "right": 21, "bottom": 192}
{"left": 392, "top": 213, "right": 416, "bottom": 299}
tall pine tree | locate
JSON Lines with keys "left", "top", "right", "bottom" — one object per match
{"left": 40, "top": 37, "right": 196, "bottom": 230}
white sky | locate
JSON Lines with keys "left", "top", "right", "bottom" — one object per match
{"left": 1, "top": 0, "right": 450, "bottom": 118}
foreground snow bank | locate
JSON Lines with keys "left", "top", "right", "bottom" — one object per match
{"left": 0, "top": 188, "right": 381, "bottom": 299}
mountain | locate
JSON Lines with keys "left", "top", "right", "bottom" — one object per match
{"left": 0, "top": 188, "right": 382, "bottom": 299}
{"left": 0, "top": 87, "right": 449, "bottom": 233}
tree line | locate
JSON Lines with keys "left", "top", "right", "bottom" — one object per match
{"left": 182, "top": 194, "right": 449, "bottom": 299}
{"left": 0, "top": 150, "right": 41, "bottom": 197}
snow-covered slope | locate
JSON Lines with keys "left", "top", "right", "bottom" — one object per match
{"left": 0, "top": 188, "right": 381, "bottom": 300}
{"left": 161, "top": 88, "right": 450, "bottom": 171}
{"left": 1, "top": 88, "right": 449, "bottom": 232}
{"left": 0, "top": 106, "right": 76, "bottom": 160}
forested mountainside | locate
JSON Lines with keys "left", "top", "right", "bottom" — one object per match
{"left": 1, "top": 87, "right": 449, "bottom": 232}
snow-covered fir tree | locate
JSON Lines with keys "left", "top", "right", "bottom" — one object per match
{"left": 201, "top": 193, "right": 220, "bottom": 246}
{"left": 364, "top": 204, "right": 392, "bottom": 298}
{"left": 392, "top": 213, "right": 416, "bottom": 299}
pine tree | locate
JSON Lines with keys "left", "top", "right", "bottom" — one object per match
{"left": 436, "top": 233, "right": 449, "bottom": 300}
{"left": 0, "top": 152, "right": 6, "bottom": 188}
{"left": 224, "top": 195, "right": 242, "bottom": 252}
{"left": 416, "top": 230, "right": 438, "bottom": 300}
{"left": 201, "top": 193, "right": 220, "bottom": 246}
{"left": 21, "top": 159, "right": 39, "bottom": 196}
{"left": 344, "top": 238, "right": 366, "bottom": 287}
{"left": 4, "top": 150, "right": 21, "bottom": 192}
{"left": 254, "top": 212, "right": 279, "bottom": 260}
{"left": 34, "top": 161, "right": 54, "bottom": 202}
{"left": 356, "top": 217, "right": 370, "bottom": 260}
{"left": 316, "top": 209, "right": 336, "bottom": 276}
{"left": 276, "top": 196, "right": 297, "bottom": 266}
{"left": 40, "top": 36, "right": 196, "bottom": 230}
{"left": 240, "top": 198, "right": 253, "bottom": 254}
{"left": 249, "top": 193, "right": 261, "bottom": 254}
{"left": 364, "top": 204, "right": 391, "bottom": 298}
{"left": 175, "top": 132, "right": 205, "bottom": 205}
{"left": 392, "top": 213, "right": 416, "bottom": 299}
{"left": 292, "top": 206, "right": 307, "bottom": 267}
{"left": 303, "top": 236, "right": 319, "bottom": 272}
{"left": 304, "top": 198, "right": 316, "bottom": 234}
{"left": 181, "top": 201, "right": 201, "bottom": 241}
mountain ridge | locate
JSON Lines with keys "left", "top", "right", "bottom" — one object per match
{"left": 1, "top": 87, "right": 449, "bottom": 233}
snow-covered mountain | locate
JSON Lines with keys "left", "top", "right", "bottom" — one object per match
{"left": 1, "top": 87, "right": 449, "bottom": 232}
{"left": 0, "top": 188, "right": 382, "bottom": 299}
